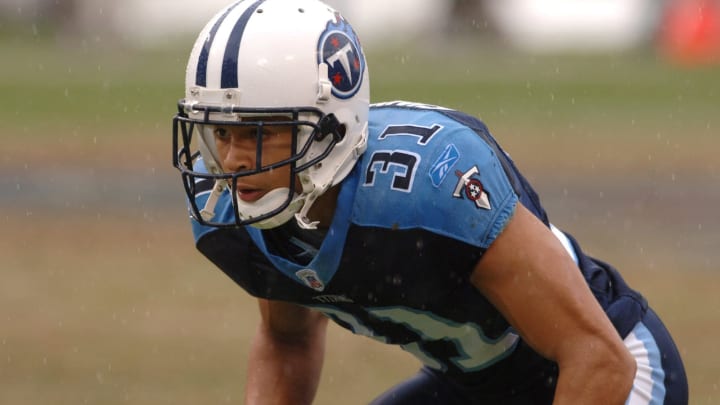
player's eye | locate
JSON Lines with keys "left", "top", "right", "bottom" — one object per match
{"left": 213, "top": 127, "right": 230, "bottom": 140}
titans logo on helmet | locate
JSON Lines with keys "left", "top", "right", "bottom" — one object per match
{"left": 318, "top": 13, "right": 365, "bottom": 99}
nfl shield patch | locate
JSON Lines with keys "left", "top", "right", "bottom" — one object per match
{"left": 296, "top": 269, "right": 326, "bottom": 292}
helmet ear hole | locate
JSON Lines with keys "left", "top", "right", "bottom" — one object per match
{"left": 316, "top": 113, "right": 345, "bottom": 142}
{"left": 337, "top": 124, "right": 347, "bottom": 138}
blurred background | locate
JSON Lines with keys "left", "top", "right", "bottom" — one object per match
{"left": 1, "top": 0, "right": 719, "bottom": 403}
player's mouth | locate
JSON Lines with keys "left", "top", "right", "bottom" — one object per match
{"left": 236, "top": 187, "right": 264, "bottom": 202}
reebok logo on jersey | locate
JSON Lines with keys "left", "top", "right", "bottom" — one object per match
{"left": 453, "top": 166, "right": 491, "bottom": 210}
{"left": 429, "top": 144, "right": 460, "bottom": 187}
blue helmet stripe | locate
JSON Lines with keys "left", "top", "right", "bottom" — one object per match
{"left": 195, "top": 0, "right": 246, "bottom": 87}
{"left": 221, "top": 0, "right": 266, "bottom": 89}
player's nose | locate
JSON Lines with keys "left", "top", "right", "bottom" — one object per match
{"left": 222, "top": 136, "right": 256, "bottom": 173}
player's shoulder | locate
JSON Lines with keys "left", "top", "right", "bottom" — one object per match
{"left": 367, "top": 101, "right": 499, "bottom": 157}
{"left": 370, "top": 100, "right": 488, "bottom": 130}
{"left": 368, "top": 99, "right": 496, "bottom": 154}
{"left": 352, "top": 101, "right": 518, "bottom": 248}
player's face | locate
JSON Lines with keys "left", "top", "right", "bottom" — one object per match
{"left": 211, "top": 118, "right": 298, "bottom": 203}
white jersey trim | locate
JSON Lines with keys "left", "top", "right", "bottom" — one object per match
{"left": 624, "top": 322, "right": 667, "bottom": 405}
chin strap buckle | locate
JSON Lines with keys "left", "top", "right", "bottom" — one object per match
{"left": 316, "top": 63, "right": 332, "bottom": 104}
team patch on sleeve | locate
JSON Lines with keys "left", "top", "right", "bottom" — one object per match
{"left": 452, "top": 166, "right": 491, "bottom": 210}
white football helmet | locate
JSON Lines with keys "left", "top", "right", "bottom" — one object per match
{"left": 173, "top": 0, "right": 369, "bottom": 229}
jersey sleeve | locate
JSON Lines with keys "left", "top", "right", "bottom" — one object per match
{"left": 352, "top": 106, "right": 519, "bottom": 249}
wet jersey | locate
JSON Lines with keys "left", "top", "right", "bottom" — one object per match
{"left": 189, "top": 101, "right": 647, "bottom": 389}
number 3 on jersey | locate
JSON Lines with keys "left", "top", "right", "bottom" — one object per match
{"left": 363, "top": 123, "right": 443, "bottom": 192}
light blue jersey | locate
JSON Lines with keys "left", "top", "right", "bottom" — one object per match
{"left": 190, "top": 102, "right": 685, "bottom": 403}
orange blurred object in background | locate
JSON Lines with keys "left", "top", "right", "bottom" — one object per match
{"left": 659, "top": 0, "right": 720, "bottom": 65}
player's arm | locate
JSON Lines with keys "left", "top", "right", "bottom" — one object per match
{"left": 244, "top": 298, "right": 329, "bottom": 405}
{"left": 471, "top": 204, "right": 636, "bottom": 405}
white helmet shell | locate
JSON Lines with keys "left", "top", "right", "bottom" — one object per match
{"left": 178, "top": 0, "right": 369, "bottom": 229}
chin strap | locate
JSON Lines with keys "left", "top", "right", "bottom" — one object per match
{"left": 294, "top": 188, "right": 323, "bottom": 230}
{"left": 241, "top": 187, "right": 306, "bottom": 230}
{"left": 200, "top": 179, "right": 228, "bottom": 221}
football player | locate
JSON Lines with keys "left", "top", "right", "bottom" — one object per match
{"left": 172, "top": 0, "right": 688, "bottom": 403}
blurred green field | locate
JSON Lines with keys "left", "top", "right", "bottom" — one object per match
{"left": 1, "top": 34, "right": 719, "bottom": 404}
